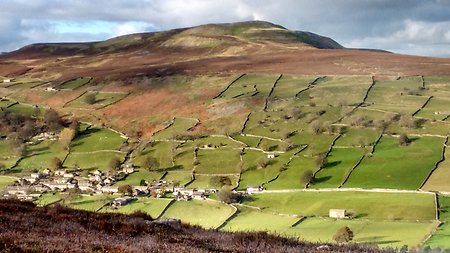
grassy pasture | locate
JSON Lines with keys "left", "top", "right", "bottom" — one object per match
{"left": 422, "top": 146, "right": 450, "bottom": 192}
{"left": 63, "top": 194, "right": 115, "bottom": 212}
{"left": 270, "top": 75, "right": 314, "bottom": 98}
{"left": 221, "top": 206, "right": 299, "bottom": 233}
{"left": 134, "top": 141, "right": 174, "bottom": 169}
{"left": 0, "top": 176, "right": 16, "bottom": 191}
{"left": 243, "top": 111, "right": 302, "bottom": 139}
{"left": 264, "top": 154, "right": 316, "bottom": 190}
{"left": 59, "top": 77, "right": 92, "bottom": 90}
{"left": 425, "top": 196, "right": 450, "bottom": 249}
{"left": 173, "top": 146, "right": 194, "bottom": 171}
{"left": 219, "top": 74, "right": 279, "bottom": 99}
{"left": 289, "top": 132, "right": 337, "bottom": 156}
{"left": 188, "top": 174, "right": 240, "bottom": 189}
{"left": 291, "top": 217, "right": 436, "bottom": 249}
{"left": 0, "top": 140, "right": 20, "bottom": 169}
{"left": 163, "top": 171, "right": 193, "bottom": 186}
{"left": 101, "top": 197, "right": 173, "bottom": 218}
{"left": 34, "top": 193, "right": 62, "bottom": 207}
{"left": 344, "top": 136, "right": 444, "bottom": 190}
{"left": 295, "top": 75, "right": 373, "bottom": 107}
{"left": 3, "top": 103, "right": 44, "bottom": 116}
{"left": 152, "top": 117, "right": 198, "bottom": 140}
{"left": 231, "top": 134, "right": 261, "bottom": 147}
{"left": 66, "top": 91, "right": 128, "bottom": 109}
{"left": 116, "top": 169, "right": 164, "bottom": 186}
{"left": 311, "top": 147, "right": 366, "bottom": 188}
{"left": 63, "top": 151, "right": 125, "bottom": 171}
{"left": 161, "top": 199, "right": 236, "bottom": 228}
{"left": 17, "top": 140, "right": 68, "bottom": 172}
{"left": 195, "top": 149, "right": 241, "bottom": 174}
{"left": 189, "top": 136, "right": 244, "bottom": 148}
{"left": 243, "top": 191, "right": 436, "bottom": 221}
{"left": 70, "top": 128, "right": 125, "bottom": 153}
{"left": 415, "top": 97, "right": 450, "bottom": 120}
{"left": 335, "top": 128, "right": 381, "bottom": 147}
{"left": 366, "top": 77, "right": 429, "bottom": 114}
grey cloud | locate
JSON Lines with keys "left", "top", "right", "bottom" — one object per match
{"left": 0, "top": 0, "right": 449, "bottom": 56}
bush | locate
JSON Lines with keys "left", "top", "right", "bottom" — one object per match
{"left": 210, "top": 176, "right": 232, "bottom": 188}
{"left": 333, "top": 226, "right": 353, "bottom": 243}
{"left": 301, "top": 170, "right": 314, "bottom": 185}
{"left": 109, "top": 157, "right": 122, "bottom": 170}
{"left": 399, "top": 133, "right": 411, "bottom": 146}
{"left": 255, "top": 156, "right": 270, "bottom": 169}
{"left": 217, "top": 186, "right": 240, "bottom": 204}
{"left": 50, "top": 157, "right": 63, "bottom": 170}
{"left": 84, "top": 93, "right": 97, "bottom": 105}
{"left": 143, "top": 157, "right": 159, "bottom": 171}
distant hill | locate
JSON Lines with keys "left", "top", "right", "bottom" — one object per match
{"left": 8, "top": 21, "right": 343, "bottom": 57}
{"left": 0, "top": 199, "right": 389, "bottom": 253}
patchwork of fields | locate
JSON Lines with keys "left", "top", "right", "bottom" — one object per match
{"left": 2, "top": 74, "right": 450, "bottom": 249}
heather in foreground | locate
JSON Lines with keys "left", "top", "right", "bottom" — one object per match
{"left": 0, "top": 199, "right": 391, "bottom": 253}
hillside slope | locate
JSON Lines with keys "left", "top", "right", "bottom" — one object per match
{"left": 0, "top": 199, "right": 390, "bottom": 253}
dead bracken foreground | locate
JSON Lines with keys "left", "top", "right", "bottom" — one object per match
{"left": 0, "top": 199, "right": 392, "bottom": 253}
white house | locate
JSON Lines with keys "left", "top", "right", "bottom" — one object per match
{"left": 2, "top": 79, "right": 12, "bottom": 83}
{"left": 267, "top": 152, "right": 276, "bottom": 159}
{"left": 246, "top": 186, "right": 263, "bottom": 194}
{"left": 329, "top": 209, "right": 346, "bottom": 219}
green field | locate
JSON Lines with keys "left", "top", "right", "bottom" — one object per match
{"left": 63, "top": 194, "right": 115, "bottom": 212}
{"left": 291, "top": 217, "right": 436, "bottom": 248}
{"left": 152, "top": 117, "right": 198, "bottom": 140}
{"left": 0, "top": 140, "right": 20, "bottom": 169}
{"left": 335, "top": 128, "right": 381, "bottom": 147}
{"left": 311, "top": 147, "right": 366, "bottom": 188}
{"left": 187, "top": 174, "right": 240, "bottom": 189}
{"left": 101, "top": 197, "right": 173, "bottom": 218}
{"left": 243, "top": 191, "right": 436, "bottom": 221}
{"left": 134, "top": 141, "right": 174, "bottom": 169}
{"left": 63, "top": 151, "right": 125, "bottom": 171}
{"left": 425, "top": 195, "right": 450, "bottom": 249}
{"left": 66, "top": 91, "right": 128, "bottom": 109}
{"left": 0, "top": 176, "right": 17, "bottom": 191}
{"left": 34, "top": 193, "right": 63, "bottom": 206}
{"left": 59, "top": 77, "right": 92, "bottom": 90}
{"left": 344, "top": 136, "right": 444, "bottom": 189}
{"left": 219, "top": 74, "right": 279, "bottom": 100}
{"left": 195, "top": 149, "right": 241, "bottom": 174}
{"left": 70, "top": 128, "right": 125, "bottom": 152}
{"left": 161, "top": 199, "right": 236, "bottom": 228}
{"left": 17, "top": 140, "right": 68, "bottom": 172}
{"left": 270, "top": 75, "right": 314, "bottom": 98}
{"left": 422, "top": 146, "right": 450, "bottom": 192}
{"left": 116, "top": 169, "right": 164, "bottom": 186}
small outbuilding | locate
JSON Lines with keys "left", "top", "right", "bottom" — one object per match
{"left": 329, "top": 209, "right": 346, "bottom": 219}
{"left": 267, "top": 152, "right": 276, "bottom": 159}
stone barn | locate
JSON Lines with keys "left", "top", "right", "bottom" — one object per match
{"left": 329, "top": 209, "right": 346, "bottom": 219}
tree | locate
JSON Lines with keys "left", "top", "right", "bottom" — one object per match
{"left": 315, "top": 153, "right": 327, "bottom": 168}
{"left": 50, "top": 157, "right": 63, "bottom": 170}
{"left": 118, "top": 184, "right": 133, "bottom": 196}
{"left": 217, "top": 186, "right": 239, "bottom": 204}
{"left": 84, "top": 93, "right": 97, "bottom": 105}
{"left": 301, "top": 169, "right": 314, "bottom": 185}
{"left": 210, "top": 176, "right": 232, "bottom": 188}
{"left": 59, "top": 128, "right": 76, "bottom": 150}
{"left": 309, "top": 120, "right": 322, "bottom": 135}
{"left": 255, "top": 156, "right": 270, "bottom": 169}
{"left": 109, "top": 157, "right": 122, "bottom": 170}
{"left": 69, "top": 120, "right": 80, "bottom": 137}
{"left": 144, "top": 157, "right": 159, "bottom": 171}
{"left": 44, "top": 108, "right": 63, "bottom": 132}
{"left": 333, "top": 226, "right": 354, "bottom": 243}
{"left": 399, "top": 133, "right": 411, "bottom": 146}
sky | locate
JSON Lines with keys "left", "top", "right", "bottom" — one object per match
{"left": 1, "top": 0, "right": 450, "bottom": 57}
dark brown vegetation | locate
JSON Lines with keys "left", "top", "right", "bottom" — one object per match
{"left": 0, "top": 199, "right": 392, "bottom": 253}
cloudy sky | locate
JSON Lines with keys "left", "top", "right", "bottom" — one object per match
{"left": 1, "top": 0, "right": 450, "bottom": 57}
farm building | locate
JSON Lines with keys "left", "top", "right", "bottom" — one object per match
{"left": 2, "top": 79, "right": 12, "bottom": 83}
{"left": 112, "top": 197, "right": 134, "bottom": 207}
{"left": 267, "top": 152, "right": 276, "bottom": 159}
{"left": 329, "top": 209, "right": 346, "bottom": 219}
{"left": 246, "top": 186, "right": 264, "bottom": 194}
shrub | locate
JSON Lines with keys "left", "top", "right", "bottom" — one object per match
{"left": 109, "top": 157, "right": 122, "bottom": 170}
{"left": 399, "top": 133, "right": 411, "bottom": 146}
{"left": 50, "top": 157, "right": 63, "bottom": 170}
{"left": 217, "top": 186, "right": 240, "bottom": 204}
{"left": 143, "top": 157, "right": 159, "bottom": 171}
{"left": 301, "top": 169, "right": 314, "bottom": 185}
{"left": 84, "top": 93, "right": 97, "bottom": 105}
{"left": 333, "top": 226, "right": 353, "bottom": 243}
{"left": 255, "top": 156, "right": 270, "bottom": 169}
{"left": 210, "top": 176, "right": 232, "bottom": 188}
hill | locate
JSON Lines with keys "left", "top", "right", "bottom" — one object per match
{"left": 0, "top": 199, "right": 388, "bottom": 253}
{"left": 1, "top": 21, "right": 450, "bottom": 251}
